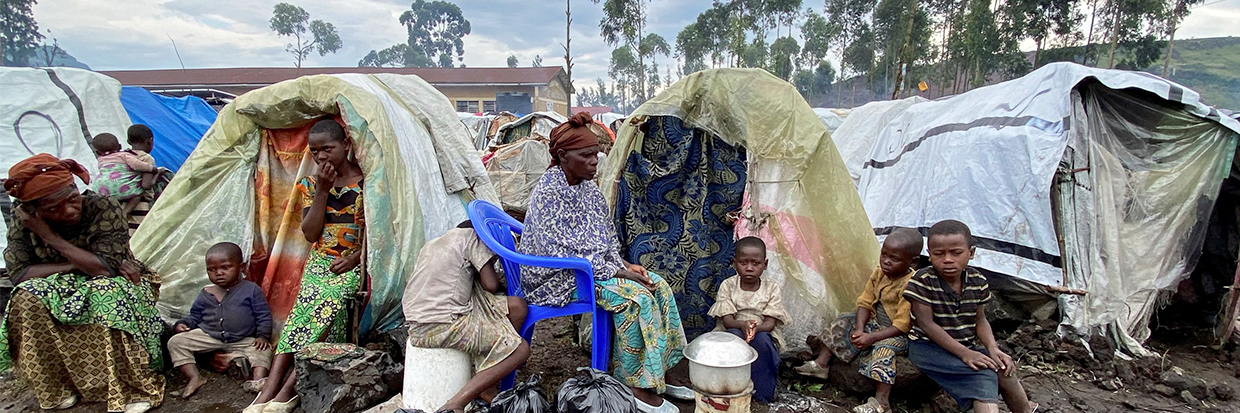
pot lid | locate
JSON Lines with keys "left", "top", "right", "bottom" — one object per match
{"left": 683, "top": 332, "right": 758, "bottom": 368}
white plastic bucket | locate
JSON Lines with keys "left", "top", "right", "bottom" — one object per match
{"left": 403, "top": 341, "right": 473, "bottom": 411}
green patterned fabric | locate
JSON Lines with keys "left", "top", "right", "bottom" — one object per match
{"left": 275, "top": 251, "right": 362, "bottom": 354}
{"left": 596, "top": 272, "right": 686, "bottom": 391}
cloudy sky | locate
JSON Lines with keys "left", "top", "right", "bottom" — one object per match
{"left": 32, "top": 0, "right": 1240, "bottom": 91}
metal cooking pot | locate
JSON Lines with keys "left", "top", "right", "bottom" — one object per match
{"left": 683, "top": 332, "right": 758, "bottom": 395}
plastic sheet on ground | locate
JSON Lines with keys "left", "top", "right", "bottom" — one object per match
{"left": 130, "top": 73, "right": 499, "bottom": 335}
{"left": 852, "top": 62, "right": 1240, "bottom": 353}
{"left": 0, "top": 67, "right": 131, "bottom": 250}
{"left": 599, "top": 68, "right": 879, "bottom": 351}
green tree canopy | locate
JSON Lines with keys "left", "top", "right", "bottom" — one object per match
{"left": 270, "top": 3, "right": 342, "bottom": 68}
{"left": 398, "top": 0, "right": 471, "bottom": 67}
{"left": 1, "top": 0, "right": 42, "bottom": 66}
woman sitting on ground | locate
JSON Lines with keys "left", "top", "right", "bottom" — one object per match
{"left": 0, "top": 154, "right": 166, "bottom": 413}
{"left": 518, "top": 112, "right": 690, "bottom": 413}
{"left": 248, "top": 119, "right": 367, "bottom": 413}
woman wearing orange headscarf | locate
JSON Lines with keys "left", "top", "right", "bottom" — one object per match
{"left": 517, "top": 113, "right": 689, "bottom": 413}
{"left": 0, "top": 154, "right": 165, "bottom": 413}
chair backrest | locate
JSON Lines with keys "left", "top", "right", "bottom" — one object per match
{"left": 467, "top": 200, "right": 596, "bottom": 303}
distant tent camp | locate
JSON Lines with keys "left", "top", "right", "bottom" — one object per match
{"left": 120, "top": 86, "right": 218, "bottom": 172}
{"left": 131, "top": 74, "right": 499, "bottom": 335}
{"left": 851, "top": 62, "right": 1240, "bottom": 354}
{"left": 599, "top": 68, "right": 879, "bottom": 345}
{"left": 494, "top": 111, "right": 566, "bottom": 146}
{"left": 0, "top": 67, "right": 131, "bottom": 250}
{"left": 459, "top": 112, "right": 495, "bottom": 151}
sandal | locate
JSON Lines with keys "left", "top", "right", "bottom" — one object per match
{"left": 794, "top": 360, "right": 830, "bottom": 379}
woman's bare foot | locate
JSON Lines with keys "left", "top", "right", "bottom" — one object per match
{"left": 180, "top": 376, "right": 207, "bottom": 399}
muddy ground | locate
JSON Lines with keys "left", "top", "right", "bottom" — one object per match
{"left": 3, "top": 316, "right": 1240, "bottom": 413}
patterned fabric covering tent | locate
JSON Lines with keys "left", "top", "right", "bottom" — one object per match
{"left": 131, "top": 74, "right": 499, "bottom": 335}
{"left": 598, "top": 68, "right": 878, "bottom": 345}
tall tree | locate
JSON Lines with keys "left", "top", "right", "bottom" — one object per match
{"left": 676, "top": 22, "right": 710, "bottom": 74}
{"left": 824, "top": 0, "right": 879, "bottom": 81}
{"left": 596, "top": 0, "right": 651, "bottom": 101}
{"left": 507, "top": 54, "right": 518, "bottom": 68}
{"left": 533, "top": 54, "right": 543, "bottom": 67}
{"left": 609, "top": 46, "right": 640, "bottom": 112}
{"left": 873, "top": 0, "right": 930, "bottom": 96}
{"left": 358, "top": 44, "right": 411, "bottom": 67}
{"left": 637, "top": 33, "right": 670, "bottom": 96}
{"left": 269, "top": 3, "right": 342, "bottom": 68}
{"left": 397, "top": 0, "right": 471, "bottom": 67}
{"left": 35, "top": 30, "right": 67, "bottom": 67}
{"left": 769, "top": 36, "right": 800, "bottom": 80}
{"left": 1, "top": 0, "right": 42, "bottom": 66}
{"left": 799, "top": 11, "right": 836, "bottom": 76}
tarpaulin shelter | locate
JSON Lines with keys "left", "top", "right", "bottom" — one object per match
{"left": 0, "top": 67, "right": 131, "bottom": 250}
{"left": 120, "top": 86, "right": 218, "bottom": 172}
{"left": 459, "top": 112, "right": 495, "bottom": 151}
{"left": 494, "top": 111, "right": 566, "bottom": 146}
{"left": 824, "top": 97, "right": 927, "bottom": 185}
{"left": 812, "top": 108, "right": 849, "bottom": 134}
{"left": 131, "top": 74, "right": 499, "bottom": 335}
{"left": 593, "top": 112, "right": 625, "bottom": 130}
{"left": 853, "top": 62, "right": 1240, "bottom": 354}
{"left": 598, "top": 68, "right": 878, "bottom": 345}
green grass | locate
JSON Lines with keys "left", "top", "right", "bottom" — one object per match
{"left": 1146, "top": 36, "right": 1240, "bottom": 110}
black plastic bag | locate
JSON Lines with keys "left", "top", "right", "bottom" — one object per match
{"left": 556, "top": 368, "right": 637, "bottom": 413}
{"left": 489, "top": 374, "right": 554, "bottom": 413}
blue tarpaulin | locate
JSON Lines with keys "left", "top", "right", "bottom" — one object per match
{"left": 120, "top": 86, "right": 216, "bottom": 172}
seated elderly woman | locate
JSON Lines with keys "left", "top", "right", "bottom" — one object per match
{"left": 0, "top": 154, "right": 165, "bottom": 413}
{"left": 518, "top": 112, "right": 690, "bottom": 413}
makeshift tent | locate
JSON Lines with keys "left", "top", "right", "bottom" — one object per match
{"left": 485, "top": 139, "right": 551, "bottom": 216}
{"left": 120, "top": 86, "right": 218, "bottom": 172}
{"left": 131, "top": 74, "right": 499, "bottom": 335}
{"left": 854, "top": 62, "right": 1240, "bottom": 354}
{"left": 459, "top": 112, "right": 495, "bottom": 151}
{"left": 812, "top": 108, "right": 849, "bottom": 134}
{"left": 824, "top": 97, "right": 928, "bottom": 185}
{"left": 494, "top": 111, "right": 566, "bottom": 146}
{"left": 593, "top": 112, "right": 625, "bottom": 129}
{"left": 598, "top": 68, "right": 878, "bottom": 345}
{"left": 0, "top": 67, "right": 131, "bottom": 250}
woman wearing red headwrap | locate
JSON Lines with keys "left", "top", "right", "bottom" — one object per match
{"left": 0, "top": 154, "right": 165, "bottom": 413}
{"left": 518, "top": 113, "right": 690, "bottom": 413}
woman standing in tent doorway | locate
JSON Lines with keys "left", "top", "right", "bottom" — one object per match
{"left": 0, "top": 154, "right": 166, "bottom": 413}
{"left": 519, "top": 112, "right": 690, "bottom": 413}
{"left": 248, "top": 119, "right": 366, "bottom": 413}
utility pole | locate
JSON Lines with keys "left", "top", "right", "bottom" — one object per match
{"left": 563, "top": 0, "right": 574, "bottom": 117}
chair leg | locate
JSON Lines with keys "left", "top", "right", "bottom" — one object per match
{"left": 590, "top": 310, "right": 612, "bottom": 372}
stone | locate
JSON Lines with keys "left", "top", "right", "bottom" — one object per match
{"left": 1151, "top": 384, "right": 1177, "bottom": 397}
{"left": 1115, "top": 360, "right": 1136, "bottom": 383}
{"left": 826, "top": 353, "right": 934, "bottom": 399}
{"left": 1213, "top": 384, "right": 1235, "bottom": 401}
{"left": 360, "top": 394, "right": 405, "bottom": 413}
{"left": 1160, "top": 366, "right": 1210, "bottom": 400}
{"left": 295, "top": 343, "right": 405, "bottom": 413}
{"left": 1181, "top": 390, "right": 1201, "bottom": 406}
{"left": 929, "top": 390, "right": 958, "bottom": 413}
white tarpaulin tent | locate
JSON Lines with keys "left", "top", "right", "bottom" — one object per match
{"left": 0, "top": 67, "right": 131, "bottom": 250}
{"left": 459, "top": 112, "right": 494, "bottom": 151}
{"left": 824, "top": 97, "right": 927, "bottom": 185}
{"left": 856, "top": 62, "right": 1240, "bottom": 353}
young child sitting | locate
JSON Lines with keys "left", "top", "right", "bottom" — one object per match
{"left": 90, "top": 132, "right": 156, "bottom": 215}
{"left": 402, "top": 220, "right": 530, "bottom": 413}
{"left": 707, "top": 236, "right": 788, "bottom": 403}
{"left": 903, "top": 220, "right": 1037, "bottom": 413}
{"left": 795, "top": 227, "right": 923, "bottom": 413}
{"left": 168, "top": 242, "right": 273, "bottom": 399}
{"left": 127, "top": 124, "right": 173, "bottom": 199}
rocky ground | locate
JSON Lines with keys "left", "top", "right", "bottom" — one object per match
{"left": 3, "top": 316, "right": 1240, "bottom": 413}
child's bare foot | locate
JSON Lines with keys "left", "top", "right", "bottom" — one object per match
{"left": 180, "top": 376, "right": 208, "bottom": 399}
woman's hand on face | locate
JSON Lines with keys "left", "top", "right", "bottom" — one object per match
{"left": 316, "top": 162, "right": 338, "bottom": 188}
{"left": 15, "top": 207, "right": 53, "bottom": 238}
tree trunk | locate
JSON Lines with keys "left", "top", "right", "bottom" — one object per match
{"left": 1107, "top": 6, "right": 1121, "bottom": 69}
{"left": 1085, "top": 0, "right": 1099, "bottom": 65}
{"left": 1033, "top": 39, "right": 1042, "bottom": 68}
{"left": 1162, "top": 0, "right": 1181, "bottom": 77}
{"left": 565, "top": 0, "right": 573, "bottom": 117}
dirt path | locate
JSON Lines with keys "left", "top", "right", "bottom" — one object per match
{"left": 3, "top": 317, "right": 1239, "bottom": 413}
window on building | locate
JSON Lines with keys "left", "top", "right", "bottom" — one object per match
{"left": 456, "top": 100, "right": 481, "bottom": 113}
{"left": 483, "top": 100, "right": 496, "bottom": 113}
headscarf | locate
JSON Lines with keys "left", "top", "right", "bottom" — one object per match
{"left": 548, "top": 112, "right": 600, "bottom": 166}
{"left": 4, "top": 153, "right": 90, "bottom": 202}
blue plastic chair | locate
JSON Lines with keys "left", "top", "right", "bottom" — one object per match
{"left": 466, "top": 200, "right": 613, "bottom": 390}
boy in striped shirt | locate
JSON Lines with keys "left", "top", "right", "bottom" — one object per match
{"left": 903, "top": 220, "right": 1037, "bottom": 413}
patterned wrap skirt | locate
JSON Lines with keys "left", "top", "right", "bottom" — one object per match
{"left": 824, "top": 304, "right": 909, "bottom": 385}
{"left": 0, "top": 274, "right": 165, "bottom": 411}
{"left": 275, "top": 251, "right": 362, "bottom": 354}
{"left": 595, "top": 272, "right": 686, "bottom": 392}
{"left": 407, "top": 287, "right": 521, "bottom": 372}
